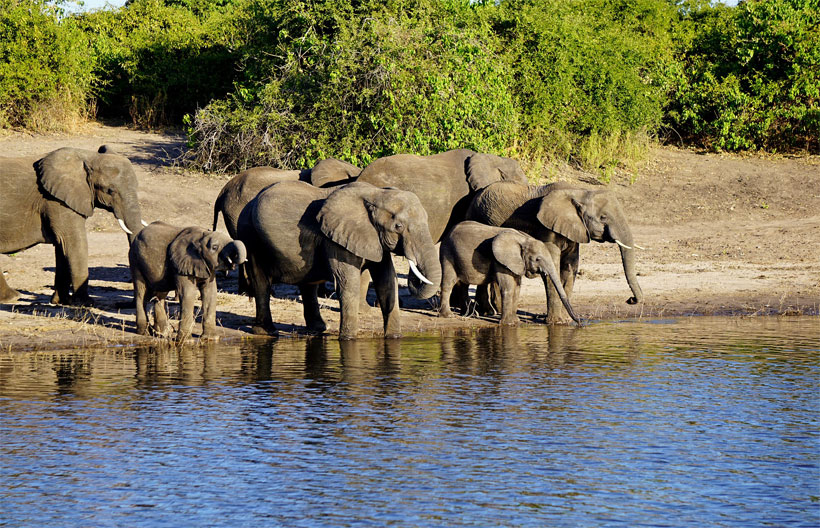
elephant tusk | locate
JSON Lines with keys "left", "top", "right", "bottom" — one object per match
{"left": 118, "top": 218, "right": 134, "bottom": 235}
{"left": 634, "top": 244, "right": 646, "bottom": 250}
{"left": 141, "top": 220, "right": 149, "bottom": 227}
{"left": 614, "top": 239, "right": 632, "bottom": 250}
{"left": 408, "top": 259, "right": 434, "bottom": 285}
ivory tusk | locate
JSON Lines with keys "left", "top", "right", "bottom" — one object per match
{"left": 614, "top": 239, "right": 632, "bottom": 250}
{"left": 408, "top": 259, "right": 433, "bottom": 285}
{"left": 118, "top": 218, "right": 134, "bottom": 235}
{"left": 141, "top": 220, "right": 149, "bottom": 227}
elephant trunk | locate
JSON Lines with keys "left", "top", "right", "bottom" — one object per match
{"left": 115, "top": 195, "right": 143, "bottom": 245}
{"left": 220, "top": 240, "right": 247, "bottom": 270}
{"left": 540, "top": 259, "right": 581, "bottom": 325}
{"left": 609, "top": 222, "right": 643, "bottom": 304}
{"left": 404, "top": 233, "right": 441, "bottom": 300}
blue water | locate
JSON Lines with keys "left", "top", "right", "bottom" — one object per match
{"left": 1, "top": 317, "right": 818, "bottom": 527}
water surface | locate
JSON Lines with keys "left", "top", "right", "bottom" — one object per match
{"left": 2, "top": 317, "right": 818, "bottom": 527}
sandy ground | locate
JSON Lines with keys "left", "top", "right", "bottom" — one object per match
{"left": 1, "top": 123, "right": 818, "bottom": 350}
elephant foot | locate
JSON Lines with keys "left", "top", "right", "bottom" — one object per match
{"left": 384, "top": 332, "right": 402, "bottom": 339}
{"left": 252, "top": 324, "right": 279, "bottom": 337}
{"left": 70, "top": 294, "right": 94, "bottom": 307}
{"left": 543, "top": 314, "right": 575, "bottom": 326}
{"left": 500, "top": 316, "right": 520, "bottom": 326}
{"left": 0, "top": 288, "right": 20, "bottom": 303}
{"left": 439, "top": 308, "right": 455, "bottom": 318}
{"left": 305, "top": 320, "right": 327, "bottom": 335}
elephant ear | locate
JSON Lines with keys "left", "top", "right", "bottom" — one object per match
{"left": 536, "top": 190, "right": 590, "bottom": 243}
{"left": 316, "top": 183, "right": 383, "bottom": 262}
{"left": 492, "top": 230, "right": 526, "bottom": 276}
{"left": 34, "top": 148, "right": 94, "bottom": 218}
{"left": 310, "top": 158, "right": 361, "bottom": 188}
{"left": 466, "top": 153, "right": 528, "bottom": 191}
{"left": 169, "top": 227, "right": 213, "bottom": 279}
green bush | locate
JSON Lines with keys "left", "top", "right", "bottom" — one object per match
{"left": 0, "top": 0, "right": 94, "bottom": 130}
{"left": 667, "top": 0, "right": 819, "bottom": 152}
{"left": 187, "top": 0, "right": 519, "bottom": 171}
{"left": 75, "top": 0, "right": 238, "bottom": 128}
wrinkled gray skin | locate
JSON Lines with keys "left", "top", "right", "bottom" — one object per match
{"left": 212, "top": 159, "right": 360, "bottom": 295}
{"left": 357, "top": 149, "right": 528, "bottom": 298}
{"left": 0, "top": 146, "right": 143, "bottom": 305}
{"left": 238, "top": 181, "right": 441, "bottom": 340}
{"left": 439, "top": 222, "right": 580, "bottom": 326}
{"left": 466, "top": 181, "right": 643, "bottom": 323}
{"left": 129, "top": 222, "right": 247, "bottom": 343}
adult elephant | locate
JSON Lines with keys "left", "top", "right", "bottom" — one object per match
{"left": 212, "top": 158, "right": 360, "bottom": 237}
{"left": 356, "top": 149, "right": 528, "bottom": 297}
{"left": 466, "top": 181, "right": 643, "bottom": 323}
{"left": 0, "top": 146, "right": 144, "bottom": 305}
{"left": 238, "top": 181, "right": 440, "bottom": 339}
{"left": 212, "top": 158, "right": 360, "bottom": 294}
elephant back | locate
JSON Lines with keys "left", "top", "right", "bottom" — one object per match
{"left": 250, "top": 181, "right": 330, "bottom": 283}
{"left": 310, "top": 158, "right": 360, "bottom": 188}
{"left": 357, "top": 149, "right": 475, "bottom": 242}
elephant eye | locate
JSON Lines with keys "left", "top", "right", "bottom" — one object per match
{"left": 600, "top": 214, "right": 607, "bottom": 222}
{"left": 212, "top": 244, "right": 220, "bottom": 251}
{"left": 394, "top": 222, "right": 404, "bottom": 232}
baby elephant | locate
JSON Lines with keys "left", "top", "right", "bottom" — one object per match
{"left": 129, "top": 222, "right": 247, "bottom": 342}
{"left": 439, "top": 221, "right": 580, "bottom": 325}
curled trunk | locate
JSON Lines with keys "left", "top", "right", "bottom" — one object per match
{"left": 404, "top": 233, "right": 441, "bottom": 300}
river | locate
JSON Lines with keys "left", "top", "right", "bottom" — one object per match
{"left": 1, "top": 316, "right": 818, "bottom": 527}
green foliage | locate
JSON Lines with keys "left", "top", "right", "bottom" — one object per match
{"left": 75, "top": 0, "right": 237, "bottom": 127}
{"left": 188, "top": 0, "right": 518, "bottom": 171}
{"left": 0, "top": 0, "right": 94, "bottom": 129}
{"left": 667, "top": 0, "right": 820, "bottom": 152}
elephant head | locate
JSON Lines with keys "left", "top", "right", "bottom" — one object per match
{"left": 466, "top": 153, "right": 528, "bottom": 191}
{"left": 35, "top": 146, "right": 144, "bottom": 243}
{"left": 169, "top": 228, "right": 248, "bottom": 279}
{"left": 316, "top": 182, "right": 441, "bottom": 299}
{"left": 537, "top": 188, "right": 643, "bottom": 304}
{"left": 309, "top": 158, "right": 361, "bottom": 188}
{"left": 491, "top": 230, "right": 581, "bottom": 324}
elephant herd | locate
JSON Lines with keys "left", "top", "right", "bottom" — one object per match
{"left": 0, "top": 145, "right": 644, "bottom": 342}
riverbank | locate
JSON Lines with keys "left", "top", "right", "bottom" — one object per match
{"left": 1, "top": 124, "right": 818, "bottom": 351}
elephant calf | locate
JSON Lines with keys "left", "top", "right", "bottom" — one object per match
{"left": 129, "top": 222, "right": 247, "bottom": 343}
{"left": 439, "top": 221, "right": 580, "bottom": 326}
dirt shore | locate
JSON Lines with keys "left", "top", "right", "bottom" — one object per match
{"left": 1, "top": 123, "right": 818, "bottom": 351}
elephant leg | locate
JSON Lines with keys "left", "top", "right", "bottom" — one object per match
{"left": 300, "top": 283, "right": 327, "bottom": 334}
{"left": 330, "top": 253, "right": 363, "bottom": 340}
{"left": 450, "top": 283, "right": 470, "bottom": 315}
{"left": 439, "top": 261, "right": 458, "bottom": 318}
{"left": 371, "top": 257, "right": 400, "bottom": 338}
{"left": 497, "top": 274, "right": 521, "bottom": 326}
{"left": 153, "top": 292, "right": 170, "bottom": 336}
{"left": 247, "top": 254, "right": 277, "bottom": 336}
{"left": 237, "top": 263, "right": 250, "bottom": 295}
{"left": 61, "top": 229, "right": 91, "bottom": 306}
{"left": 51, "top": 246, "right": 72, "bottom": 305}
{"left": 0, "top": 264, "right": 20, "bottom": 303}
{"left": 133, "top": 273, "right": 150, "bottom": 335}
{"left": 200, "top": 280, "right": 218, "bottom": 340}
{"left": 359, "top": 269, "right": 372, "bottom": 312}
{"left": 175, "top": 279, "right": 197, "bottom": 344}
{"left": 544, "top": 243, "right": 573, "bottom": 325}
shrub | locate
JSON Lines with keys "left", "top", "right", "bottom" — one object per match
{"left": 667, "top": 0, "right": 820, "bottom": 152}
{"left": 187, "top": 0, "right": 519, "bottom": 171}
{"left": 0, "top": 0, "right": 94, "bottom": 130}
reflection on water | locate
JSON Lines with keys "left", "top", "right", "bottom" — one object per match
{"left": 1, "top": 317, "right": 818, "bottom": 527}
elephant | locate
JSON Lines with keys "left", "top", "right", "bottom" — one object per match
{"left": 212, "top": 158, "right": 360, "bottom": 295}
{"left": 237, "top": 180, "right": 441, "bottom": 339}
{"left": 439, "top": 221, "right": 580, "bottom": 325}
{"left": 466, "top": 181, "right": 644, "bottom": 323}
{"left": 0, "top": 146, "right": 144, "bottom": 305}
{"left": 129, "top": 221, "right": 247, "bottom": 343}
{"left": 356, "top": 149, "right": 528, "bottom": 298}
